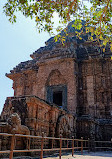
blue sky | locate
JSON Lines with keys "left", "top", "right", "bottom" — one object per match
{"left": 0, "top": 1, "right": 50, "bottom": 113}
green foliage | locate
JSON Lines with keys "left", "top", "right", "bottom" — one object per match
{"left": 3, "top": 0, "right": 112, "bottom": 51}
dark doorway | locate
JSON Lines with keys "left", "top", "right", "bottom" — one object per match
{"left": 46, "top": 85, "right": 67, "bottom": 110}
{"left": 53, "top": 91, "right": 62, "bottom": 106}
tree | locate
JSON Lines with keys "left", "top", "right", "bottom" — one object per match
{"left": 3, "top": 0, "right": 112, "bottom": 51}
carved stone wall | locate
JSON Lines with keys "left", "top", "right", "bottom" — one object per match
{"left": 0, "top": 96, "right": 75, "bottom": 153}
{"left": 1, "top": 96, "right": 75, "bottom": 139}
{"left": 13, "top": 71, "right": 38, "bottom": 97}
{"left": 77, "top": 59, "right": 112, "bottom": 140}
{"left": 36, "top": 59, "right": 77, "bottom": 114}
{"left": 11, "top": 58, "right": 77, "bottom": 115}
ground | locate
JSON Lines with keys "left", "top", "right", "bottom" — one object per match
{"left": 44, "top": 151, "right": 112, "bottom": 159}
{"left": 4, "top": 151, "right": 112, "bottom": 159}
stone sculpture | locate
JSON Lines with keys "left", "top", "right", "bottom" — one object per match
{"left": 8, "top": 113, "right": 30, "bottom": 135}
{"left": 0, "top": 113, "right": 30, "bottom": 150}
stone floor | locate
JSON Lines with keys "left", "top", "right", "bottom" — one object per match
{"left": 2, "top": 151, "right": 112, "bottom": 159}
{"left": 44, "top": 151, "right": 112, "bottom": 159}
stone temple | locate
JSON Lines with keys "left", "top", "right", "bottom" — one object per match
{"left": 0, "top": 21, "right": 112, "bottom": 144}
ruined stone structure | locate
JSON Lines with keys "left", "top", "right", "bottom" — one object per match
{"left": 0, "top": 20, "right": 112, "bottom": 146}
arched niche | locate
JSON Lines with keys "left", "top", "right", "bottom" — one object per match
{"left": 46, "top": 69, "right": 66, "bottom": 86}
{"left": 46, "top": 69, "right": 67, "bottom": 110}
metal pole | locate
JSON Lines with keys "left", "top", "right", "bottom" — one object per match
{"left": 40, "top": 132, "right": 44, "bottom": 159}
{"left": 88, "top": 138, "right": 90, "bottom": 153}
{"left": 52, "top": 138, "right": 54, "bottom": 149}
{"left": 81, "top": 137, "right": 83, "bottom": 155}
{"left": 59, "top": 134, "right": 62, "bottom": 159}
{"left": 9, "top": 134, "right": 15, "bottom": 159}
{"left": 72, "top": 136, "right": 74, "bottom": 156}
{"left": 28, "top": 137, "right": 30, "bottom": 150}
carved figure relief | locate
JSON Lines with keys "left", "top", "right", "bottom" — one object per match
{"left": 55, "top": 115, "right": 72, "bottom": 138}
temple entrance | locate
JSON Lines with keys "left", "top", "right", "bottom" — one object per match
{"left": 46, "top": 85, "right": 67, "bottom": 110}
{"left": 53, "top": 91, "right": 62, "bottom": 107}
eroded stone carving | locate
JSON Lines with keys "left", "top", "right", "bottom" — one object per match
{"left": 56, "top": 115, "right": 72, "bottom": 138}
{"left": 0, "top": 113, "right": 30, "bottom": 151}
{"left": 8, "top": 113, "right": 30, "bottom": 135}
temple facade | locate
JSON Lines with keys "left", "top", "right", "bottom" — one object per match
{"left": 1, "top": 21, "right": 112, "bottom": 142}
